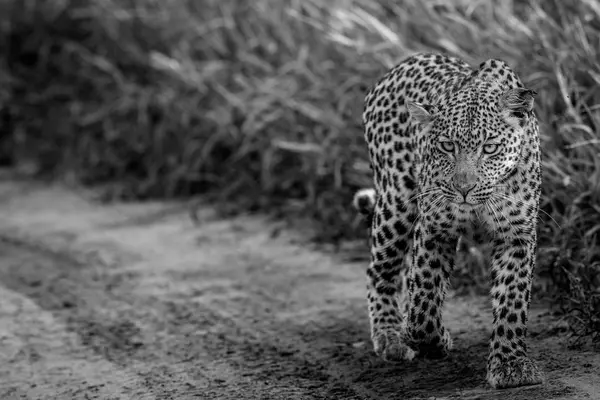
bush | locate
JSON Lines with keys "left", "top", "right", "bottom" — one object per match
{"left": 2, "top": 0, "right": 599, "bottom": 341}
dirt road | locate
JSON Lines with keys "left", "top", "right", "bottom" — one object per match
{"left": 0, "top": 177, "right": 598, "bottom": 399}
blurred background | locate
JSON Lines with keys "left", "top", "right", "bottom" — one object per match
{"left": 1, "top": 0, "right": 599, "bottom": 343}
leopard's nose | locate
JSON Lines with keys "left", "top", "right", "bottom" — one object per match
{"left": 453, "top": 182, "right": 476, "bottom": 198}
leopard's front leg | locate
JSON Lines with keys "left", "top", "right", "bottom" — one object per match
{"left": 486, "top": 233, "right": 544, "bottom": 388}
{"left": 367, "top": 198, "right": 416, "bottom": 362}
{"left": 405, "top": 222, "right": 457, "bottom": 358}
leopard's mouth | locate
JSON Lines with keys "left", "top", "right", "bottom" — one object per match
{"left": 454, "top": 200, "right": 484, "bottom": 211}
{"left": 450, "top": 193, "right": 487, "bottom": 207}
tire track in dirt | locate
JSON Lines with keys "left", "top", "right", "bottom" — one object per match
{"left": 0, "top": 237, "right": 367, "bottom": 399}
{"left": 0, "top": 282, "right": 155, "bottom": 400}
{"left": 0, "top": 179, "right": 598, "bottom": 399}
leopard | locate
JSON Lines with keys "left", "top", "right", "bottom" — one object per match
{"left": 355, "top": 52, "right": 543, "bottom": 389}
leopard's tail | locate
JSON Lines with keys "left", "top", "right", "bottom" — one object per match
{"left": 352, "top": 188, "right": 376, "bottom": 225}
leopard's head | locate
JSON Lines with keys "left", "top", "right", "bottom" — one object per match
{"left": 407, "top": 77, "right": 537, "bottom": 211}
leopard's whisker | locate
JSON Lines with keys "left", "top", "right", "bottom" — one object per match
{"left": 408, "top": 187, "right": 441, "bottom": 203}
{"left": 494, "top": 191, "right": 561, "bottom": 229}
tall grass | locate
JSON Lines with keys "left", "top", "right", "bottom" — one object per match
{"left": 2, "top": 0, "right": 599, "bottom": 342}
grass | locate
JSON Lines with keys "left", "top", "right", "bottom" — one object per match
{"left": 2, "top": 0, "right": 599, "bottom": 344}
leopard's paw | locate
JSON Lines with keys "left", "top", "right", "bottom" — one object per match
{"left": 372, "top": 326, "right": 416, "bottom": 362}
{"left": 410, "top": 328, "right": 453, "bottom": 359}
{"left": 487, "top": 356, "right": 544, "bottom": 389}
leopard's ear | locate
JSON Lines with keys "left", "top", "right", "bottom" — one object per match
{"left": 406, "top": 101, "right": 438, "bottom": 126}
{"left": 500, "top": 87, "right": 537, "bottom": 122}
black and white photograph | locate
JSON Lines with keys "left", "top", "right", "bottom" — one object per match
{"left": 1, "top": 1, "right": 599, "bottom": 399}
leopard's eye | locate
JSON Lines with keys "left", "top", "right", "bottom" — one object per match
{"left": 482, "top": 143, "right": 500, "bottom": 155}
{"left": 439, "top": 141, "right": 455, "bottom": 153}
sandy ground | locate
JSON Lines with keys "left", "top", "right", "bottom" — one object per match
{"left": 0, "top": 177, "right": 598, "bottom": 400}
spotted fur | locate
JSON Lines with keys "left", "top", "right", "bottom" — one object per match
{"left": 357, "top": 53, "right": 543, "bottom": 389}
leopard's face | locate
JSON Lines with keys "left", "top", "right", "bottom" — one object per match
{"left": 408, "top": 79, "right": 537, "bottom": 212}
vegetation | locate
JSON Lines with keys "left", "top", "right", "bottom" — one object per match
{"left": 2, "top": 0, "right": 599, "bottom": 343}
